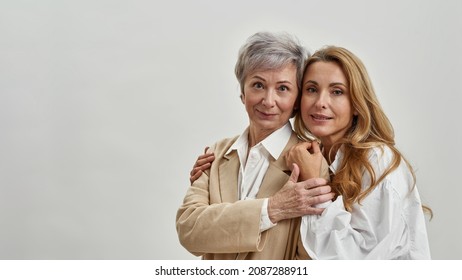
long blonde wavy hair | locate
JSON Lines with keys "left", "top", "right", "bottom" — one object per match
{"left": 294, "top": 46, "right": 432, "bottom": 217}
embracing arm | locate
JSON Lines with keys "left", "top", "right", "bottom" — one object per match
{"left": 178, "top": 164, "right": 334, "bottom": 256}
{"left": 181, "top": 140, "right": 335, "bottom": 257}
{"left": 302, "top": 188, "right": 409, "bottom": 259}
{"left": 300, "top": 149, "right": 431, "bottom": 259}
{"left": 189, "top": 147, "right": 215, "bottom": 184}
{"left": 188, "top": 142, "right": 334, "bottom": 222}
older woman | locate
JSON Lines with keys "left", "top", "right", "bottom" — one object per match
{"left": 176, "top": 32, "right": 334, "bottom": 260}
{"left": 288, "top": 46, "right": 431, "bottom": 259}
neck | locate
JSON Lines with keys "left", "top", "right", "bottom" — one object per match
{"left": 248, "top": 128, "right": 272, "bottom": 148}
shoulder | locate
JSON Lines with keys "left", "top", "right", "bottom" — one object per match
{"left": 367, "top": 145, "right": 414, "bottom": 195}
{"left": 367, "top": 145, "right": 408, "bottom": 177}
{"left": 367, "top": 145, "right": 410, "bottom": 172}
{"left": 208, "top": 136, "right": 239, "bottom": 155}
{"left": 367, "top": 145, "right": 395, "bottom": 169}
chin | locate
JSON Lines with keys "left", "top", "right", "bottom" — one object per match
{"left": 308, "top": 129, "right": 328, "bottom": 138}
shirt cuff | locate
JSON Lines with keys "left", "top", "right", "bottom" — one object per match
{"left": 260, "top": 198, "right": 277, "bottom": 232}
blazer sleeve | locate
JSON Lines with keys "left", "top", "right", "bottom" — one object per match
{"left": 176, "top": 141, "right": 268, "bottom": 256}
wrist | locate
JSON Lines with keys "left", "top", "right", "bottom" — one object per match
{"left": 268, "top": 197, "right": 283, "bottom": 223}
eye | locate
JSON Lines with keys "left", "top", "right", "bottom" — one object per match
{"left": 332, "top": 89, "right": 343, "bottom": 96}
{"left": 305, "top": 87, "right": 317, "bottom": 93}
{"left": 278, "top": 85, "right": 289, "bottom": 91}
{"left": 253, "top": 82, "right": 264, "bottom": 89}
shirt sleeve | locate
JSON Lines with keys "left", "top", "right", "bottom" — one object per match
{"left": 301, "top": 188, "right": 408, "bottom": 259}
{"left": 300, "top": 148, "right": 430, "bottom": 259}
{"left": 260, "top": 198, "right": 277, "bottom": 232}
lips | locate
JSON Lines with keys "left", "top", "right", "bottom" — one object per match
{"left": 256, "top": 109, "right": 277, "bottom": 118}
{"left": 311, "top": 113, "right": 332, "bottom": 120}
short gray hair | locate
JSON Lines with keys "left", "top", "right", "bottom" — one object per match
{"left": 235, "top": 31, "right": 309, "bottom": 94}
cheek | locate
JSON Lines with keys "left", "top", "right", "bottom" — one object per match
{"left": 299, "top": 101, "right": 313, "bottom": 125}
{"left": 300, "top": 98, "right": 314, "bottom": 115}
{"left": 243, "top": 94, "right": 258, "bottom": 107}
{"left": 338, "top": 101, "right": 354, "bottom": 122}
{"left": 278, "top": 95, "right": 297, "bottom": 112}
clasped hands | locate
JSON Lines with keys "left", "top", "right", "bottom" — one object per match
{"left": 188, "top": 141, "right": 334, "bottom": 224}
{"left": 268, "top": 141, "right": 334, "bottom": 223}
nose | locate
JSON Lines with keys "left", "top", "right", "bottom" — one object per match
{"left": 262, "top": 89, "right": 276, "bottom": 108}
{"left": 315, "top": 92, "right": 328, "bottom": 109}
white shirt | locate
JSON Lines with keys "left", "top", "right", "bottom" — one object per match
{"left": 226, "top": 122, "right": 293, "bottom": 232}
{"left": 300, "top": 145, "right": 431, "bottom": 259}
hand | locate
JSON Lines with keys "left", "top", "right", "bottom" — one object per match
{"left": 268, "top": 163, "right": 335, "bottom": 223}
{"left": 285, "top": 141, "right": 324, "bottom": 181}
{"left": 189, "top": 147, "right": 215, "bottom": 184}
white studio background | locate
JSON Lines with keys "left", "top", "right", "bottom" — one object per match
{"left": 0, "top": 0, "right": 460, "bottom": 260}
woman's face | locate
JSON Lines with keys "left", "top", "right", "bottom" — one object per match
{"left": 300, "top": 61, "right": 355, "bottom": 147}
{"left": 242, "top": 64, "right": 298, "bottom": 137}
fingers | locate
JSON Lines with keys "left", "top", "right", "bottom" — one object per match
{"left": 193, "top": 154, "right": 215, "bottom": 168}
{"left": 304, "top": 207, "right": 324, "bottom": 216}
{"left": 307, "top": 192, "right": 336, "bottom": 207}
{"left": 291, "top": 141, "right": 312, "bottom": 154}
{"left": 288, "top": 163, "right": 300, "bottom": 183}
{"left": 189, "top": 154, "right": 214, "bottom": 177}
{"left": 189, "top": 170, "right": 203, "bottom": 185}
{"left": 189, "top": 161, "right": 212, "bottom": 184}
{"left": 302, "top": 178, "right": 329, "bottom": 190}
{"left": 195, "top": 147, "right": 214, "bottom": 166}
{"left": 300, "top": 190, "right": 335, "bottom": 215}
{"left": 189, "top": 162, "right": 212, "bottom": 176}
{"left": 311, "top": 141, "right": 321, "bottom": 153}
{"left": 296, "top": 141, "right": 313, "bottom": 150}
{"left": 189, "top": 147, "right": 215, "bottom": 183}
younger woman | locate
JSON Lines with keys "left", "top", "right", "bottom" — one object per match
{"left": 288, "top": 46, "right": 431, "bottom": 259}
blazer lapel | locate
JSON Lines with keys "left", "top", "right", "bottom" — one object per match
{"left": 256, "top": 132, "right": 299, "bottom": 198}
{"left": 218, "top": 151, "right": 239, "bottom": 202}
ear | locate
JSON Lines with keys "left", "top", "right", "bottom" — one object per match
{"left": 240, "top": 93, "right": 245, "bottom": 104}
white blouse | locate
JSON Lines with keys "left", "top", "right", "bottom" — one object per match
{"left": 227, "top": 122, "right": 293, "bottom": 231}
{"left": 300, "top": 145, "right": 431, "bottom": 259}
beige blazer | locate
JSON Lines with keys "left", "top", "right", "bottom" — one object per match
{"left": 176, "top": 132, "right": 328, "bottom": 260}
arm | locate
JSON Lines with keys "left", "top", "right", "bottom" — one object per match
{"left": 300, "top": 148, "right": 430, "bottom": 259}
{"left": 177, "top": 163, "right": 334, "bottom": 256}
{"left": 302, "top": 186, "right": 407, "bottom": 259}
{"left": 190, "top": 142, "right": 334, "bottom": 218}
{"left": 177, "top": 143, "right": 266, "bottom": 256}
{"left": 189, "top": 147, "right": 215, "bottom": 184}
{"left": 188, "top": 148, "right": 334, "bottom": 223}
{"left": 176, "top": 178, "right": 266, "bottom": 255}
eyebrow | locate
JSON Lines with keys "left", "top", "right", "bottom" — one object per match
{"left": 304, "top": 80, "right": 318, "bottom": 86}
{"left": 252, "top": 75, "right": 294, "bottom": 85}
{"left": 304, "top": 80, "right": 347, "bottom": 87}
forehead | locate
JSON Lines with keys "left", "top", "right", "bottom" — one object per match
{"left": 304, "top": 61, "right": 347, "bottom": 83}
{"left": 247, "top": 64, "right": 297, "bottom": 80}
